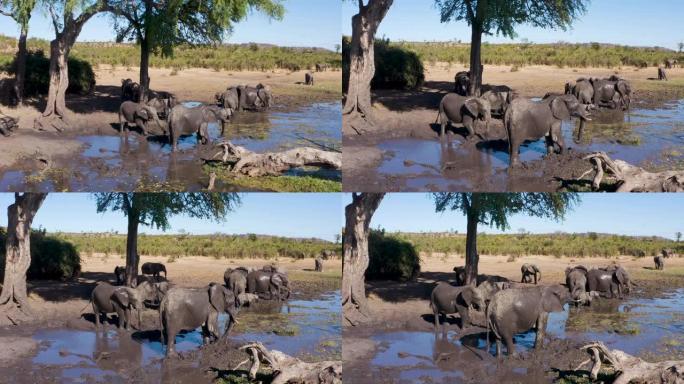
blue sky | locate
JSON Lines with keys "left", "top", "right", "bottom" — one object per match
{"left": 343, "top": 0, "right": 684, "bottom": 50}
{"left": 0, "top": 0, "right": 340, "bottom": 50}
{"left": 0, "top": 193, "right": 342, "bottom": 241}
{"left": 350, "top": 193, "right": 684, "bottom": 240}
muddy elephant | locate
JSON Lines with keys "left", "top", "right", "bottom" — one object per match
{"left": 587, "top": 266, "right": 633, "bottom": 299}
{"left": 454, "top": 71, "right": 470, "bottom": 96}
{"left": 160, "top": 283, "right": 238, "bottom": 357}
{"left": 118, "top": 101, "right": 163, "bottom": 136}
{"left": 487, "top": 284, "right": 569, "bottom": 357}
{"left": 141, "top": 262, "right": 167, "bottom": 280}
{"left": 505, "top": 94, "right": 591, "bottom": 166}
{"left": 592, "top": 76, "right": 631, "bottom": 110}
{"left": 564, "top": 266, "right": 597, "bottom": 306}
{"left": 114, "top": 266, "right": 126, "bottom": 286}
{"left": 430, "top": 282, "right": 484, "bottom": 331}
{"left": 315, "top": 257, "right": 323, "bottom": 272}
{"left": 566, "top": 78, "right": 595, "bottom": 106}
{"left": 520, "top": 263, "right": 541, "bottom": 284}
{"left": 146, "top": 95, "right": 176, "bottom": 120}
{"left": 223, "top": 267, "right": 248, "bottom": 305}
{"left": 167, "top": 104, "right": 232, "bottom": 150}
{"left": 654, "top": 255, "right": 664, "bottom": 270}
{"left": 436, "top": 93, "right": 492, "bottom": 140}
{"left": 305, "top": 72, "right": 314, "bottom": 86}
{"left": 91, "top": 281, "right": 159, "bottom": 330}
{"left": 246, "top": 270, "right": 290, "bottom": 300}
{"left": 121, "top": 79, "right": 141, "bottom": 102}
{"left": 215, "top": 87, "right": 240, "bottom": 111}
{"left": 237, "top": 84, "right": 273, "bottom": 111}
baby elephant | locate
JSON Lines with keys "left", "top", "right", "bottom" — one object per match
{"left": 305, "top": 72, "right": 314, "bottom": 86}
{"left": 520, "top": 263, "right": 541, "bottom": 284}
{"left": 430, "top": 282, "right": 484, "bottom": 332}
{"left": 114, "top": 266, "right": 126, "bottom": 286}
{"left": 119, "top": 101, "right": 163, "bottom": 136}
{"left": 436, "top": 93, "right": 492, "bottom": 140}
{"left": 654, "top": 255, "right": 665, "bottom": 270}
{"left": 315, "top": 257, "right": 323, "bottom": 272}
{"left": 658, "top": 67, "right": 668, "bottom": 81}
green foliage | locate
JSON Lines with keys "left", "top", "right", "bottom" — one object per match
{"left": 386, "top": 231, "right": 684, "bottom": 259}
{"left": 0, "top": 49, "right": 95, "bottom": 96}
{"left": 0, "top": 0, "right": 37, "bottom": 28}
{"left": 367, "top": 229, "right": 420, "bottom": 281}
{"left": 372, "top": 38, "right": 425, "bottom": 90}
{"left": 0, "top": 227, "right": 81, "bottom": 280}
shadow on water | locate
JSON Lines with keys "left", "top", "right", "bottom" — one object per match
{"left": 373, "top": 99, "right": 684, "bottom": 191}
{"left": 7, "top": 291, "right": 340, "bottom": 383}
{"left": 0, "top": 102, "right": 341, "bottom": 192}
{"left": 362, "top": 289, "right": 684, "bottom": 383}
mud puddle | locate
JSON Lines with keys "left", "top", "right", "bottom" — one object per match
{"left": 0, "top": 102, "right": 341, "bottom": 192}
{"left": 0, "top": 290, "right": 341, "bottom": 383}
{"left": 349, "top": 289, "right": 684, "bottom": 383}
{"left": 370, "top": 99, "right": 684, "bottom": 191}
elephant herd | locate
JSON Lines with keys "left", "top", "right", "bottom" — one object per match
{"left": 118, "top": 78, "right": 274, "bottom": 151}
{"left": 438, "top": 70, "right": 633, "bottom": 166}
{"left": 90, "top": 262, "right": 290, "bottom": 357}
{"left": 431, "top": 261, "right": 637, "bottom": 358}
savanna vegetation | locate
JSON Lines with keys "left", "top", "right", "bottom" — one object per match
{"left": 367, "top": 229, "right": 420, "bottom": 281}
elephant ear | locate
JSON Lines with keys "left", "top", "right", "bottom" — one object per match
{"left": 616, "top": 81, "right": 630, "bottom": 96}
{"left": 542, "top": 287, "right": 565, "bottom": 313}
{"left": 208, "top": 283, "right": 225, "bottom": 313}
{"left": 136, "top": 108, "right": 149, "bottom": 120}
{"left": 463, "top": 98, "right": 481, "bottom": 118}
{"left": 550, "top": 97, "right": 571, "bottom": 121}
{"left": 113, "top": 289, "right": 130, "bottom": 308}
{"left": 460, "top": 287, "right": 474, "bottom": 306}
{"left": 613, "top": 269, "right": 626, "bottom": 285}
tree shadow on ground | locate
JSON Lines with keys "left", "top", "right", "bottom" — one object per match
{"left": 28, "top": 271, "right": 115, "bottom": 302}
{"left": 366, "top": 270, "right": 455, "bottom": 303}
{"left": 372, "top": 81, "right": 453, "bottom": 112}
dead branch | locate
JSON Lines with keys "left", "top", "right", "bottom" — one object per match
{"left": 202, "top": 140, "right": 341, "bottom": 177}
{"left": 236, "top": 342, "right": 341, "bottom": 384}
{"left": 578, "top": 152, "right": 684, "bottom": 192}
{"left": 575, "top": 342, "right": 684, "bottom": 384}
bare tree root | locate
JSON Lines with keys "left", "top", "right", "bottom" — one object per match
{"left": 33, "top": 114, "right": 69, "bottom": 132}
{"left": 203, "top": 140, "right": 341, "bottom": 177}
{"left": 578, "top": 152, "right": 684, "bottom": 192}
{"left": 574, "top": 342, "right": 684, "bottom": 383}
{"left": 0, "top": 114, "right": 19, "bottom": 136}
{"left": 233, "top": 342, "right": 341, "bottom": 384}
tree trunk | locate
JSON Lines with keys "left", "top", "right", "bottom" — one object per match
{"left": 342, "top": 193, "right": 384, "bottom": 326}
{"left": 0, "top": 193, "right": 48, "bottom": 325}
{"left": 34, "top": 36, "right": 71, "bottom": 132}
{"left": 13, "top": 25, "right": 28, "bottom": 105}
{"left": 342, "top": 0, "right": 393, "bottom": 134}
{"left": 468, "top": 24, "right": 483, "bottom": 96}
{"left": 125, "top": 211, "right": 140, "bottom": 287}
{"left": 464, "top": 194, "right": 479, "bottom": 285}
{"left": 139, "top": 37, "right": 150, "bottom": 102}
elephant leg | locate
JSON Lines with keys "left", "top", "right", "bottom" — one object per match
{"left": 545, "top": 134, "right": 555, "bottom": 155}
{"left": 135, "top": 118, "right": 147, "bottom": 136}
{"left": 504, "top": 335, "right": 515, "bottom": 356}
{"left": 534, "top": 313, "right": 549, "bottom": 349}
{"left": 509, "top": 138, "right": 521, "bottom": 166}
{"left": 434, "top": 310, "right": 439, "bottom": 330}
{"left": 462, "top": 115, "right": 475, "bottom": 139}
{"left": 495, "top": 339, "right": 502, "bottom": 359}
{"left": 166, "top": 328, "right": 177, "bottom": 357}
{"left": 115, "top": 307, "right": 125, "bottom": 329}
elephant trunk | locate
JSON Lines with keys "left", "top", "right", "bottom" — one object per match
{"left": 537, "top": 270, "right": 541, "bottom": 282}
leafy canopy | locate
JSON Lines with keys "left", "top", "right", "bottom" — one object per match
{"left": 94, "top": 193, "right": 241, "bottom": 230}
{"left": 0, "top": 0, "right": 36, "bottom": 27}
{"left": 432, "top": 193, "right": 580, "bottom": 230}
{"left": 434, "top": 0, "right": 588, "bottom": 37}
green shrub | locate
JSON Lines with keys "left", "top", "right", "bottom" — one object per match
{"left": 0, "top": 227, "right": 81, "bottom": 281}
{"left": 367, "top": 229, "right": 420, "bottom": 281}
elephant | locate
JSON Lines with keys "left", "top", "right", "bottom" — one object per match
{"left": 505, "top": 94, "right": 591, "bottom": 166}
{"left": 159, "top": 283, "right": 238, "bottom": 357}
{"left": 315, "top": 257, "right": 323, "bottom": 272}
{"left": 141, "top": 262, "right": 167, "bottom": 280}
{"left": 167, "top": 104, "right": 232, "bottom": 150}
{"left": 658, "top": 67, "right": 668, "bottom": 81}
{"left": 114, "top": 266, "right": 126, "bottom": 286}
{"left": 486, "top": 284, "right": 569, "bottom": 357}
{"left": 662, "top": 248, "right": 674, "bottom": 258}
{"left": 223, "top": 267, "right": 247, "bottom": 305}
{"left": 520, "top": 263, "right": 541, "bottom": 284}
{"left": 436, "top": 93, "right": 492, "bottom": 140}
{"left": 121, "top": 79, "right": 141, "bottom": 102}
{"left": 665, "top": 59, "right": 677, "bottom": 69}
{"left": 246, "top": 269, "right": 290, "bottom": 300}
{"left": 654, "top": 255, "right": 664, "bottom": 270}
{"left": 146, "top": 95, "right": 176, "bottom": 120}
{"left": 565, "top": 266, "right": 595, "bottom": 306}
{"left": 111, "top": 280, "right": 168, "bottom": 329}
{"left": 118, "top": 101, "right": 163, "bottom": 136}
{"left": 237, "top": 84, "right": 273, "bottom": 111}
{"left": 315, "top": 63, "right": 328, "bottom": 72}
{"left": 592, "top": 76, "right": 631, "bottom": 110}
{"left": 567, "top": 78, "right": 595, "bottom": 106}
{"left": 452, "top": 266, "right": 510, "bottom": 287}
{"left": 305, "top": 72, "right": 314, "bottom": 86}
{"left": 430, "top": 282, "right": 485, "bottom": 331}
{"left": 215, "top": 87, "right": 240, "bottom": 112}
{"left": 454, "top": 71, "right": 470, "bottom": 96}
{"left": 91, "top": 281, "right": 158, "bottom": 330}
{"left": 586, "top": 266, "right": 633, "bottom": 299}
{"left": 481, "top": 87, "right": 515, "bottom": 117}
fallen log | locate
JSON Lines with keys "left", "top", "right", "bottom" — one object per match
{"left": 202, "top": 140, "right": 341, "bottom": 177}
{"left": 577, "top": 152, "right": 684, "bottom": 192}
{"left": 574, "top": 342, "right": 684, "bottom": 384}
{"left": 232, "top": 342, "right": 341, "bottom": 384}
{"left": 0, "top": 115, "right": 19, "bottom": 136}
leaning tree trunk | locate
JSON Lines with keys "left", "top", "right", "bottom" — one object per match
{"left": 342, "top": 193, "right": 384, "bottom": 326}
{"left": 13, "top": 25, "right": 29, "bottom": 104}
{"left": 125, "top": 212, "right": 140, "bottom": 287}
{"left": 0, "top": 193, "right": 48, "bottom": 325}
{"left": 35, "top": 36, "right": 72, "bottom": 132}
{"left": 342, "top": 0, "right": 393, "bottom": 134}
{"left": 464, "top": 194, "right": 479, "bottom": 285}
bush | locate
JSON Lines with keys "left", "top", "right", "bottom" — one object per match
{"left": 0, "top": 227, "right": 81, "bottom": 281}
{"left": 1, "top": 50, "right": 95, "bottom": 96}
{"left": 366, "top": 229, "right": 420, "bottom": 281}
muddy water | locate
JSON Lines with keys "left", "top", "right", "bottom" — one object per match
{"left": 0, "top": 102, "right": 341, "bottom": 192}
{"left": 356, "top": 289, "right": 684, "bottom": 383}
{"left": 2, "top": 291, "right": 340, "bottom": 383}
{"left": 373, "top": 99, "right": 684, "bottom": 191}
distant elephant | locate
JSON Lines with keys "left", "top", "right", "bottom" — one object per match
{"left": 246, "top": 270, "right": 290, "bottom": 300}
{"left": 118, "top": 101, "right": 163, "bottom": 136}
{"left": 505, "top": 94, "right": 591, "bottom": 166}
{"left": 215, "top": 87, "right": 240, "bottom": 112}
{"left": 436, "top": 93, "right": 492, "bottom": 140}
{"left": 654, "top": 255, "right": 664, "bottom": 270}
{"left": 121, "top": 79, "right": 141, "bottom": 102}
{"left": 662, "top": 248, "right": 674, "bottom": 258}
{"left": 91, "top": 281, "right": 158, "bottom": 330}
{"left": 454, "top": 71, "right": 470, "bottom": 96}
{"left": 160, "top": 283, "right": 238, "bottom": 357}
{"left": 315, "top": 257, "right": 323, "bottom": 272}
{"left": 452, "top": 266, "right": 510, "bottom": 287}
{"left": 567, "top": 78, "right": 595, "bottom": 106}
{"left": 592, "top": 76, "right": 631, "bottom": 110}
{"left": 315, "top": 63, "right": 328, "bottom": 72}
{"left": 658, "top": 67, "right": 668, "bottom": 81}
{"left": 665, "top": 59, "right": 677, "bottom": 69}
{"left": 520, "top": 263, "right": 541, "bottom": 284}
{"left": 305, "top": 72, "right": 314, "bottom": 86}
{"left": 141, "top": 262, "right": 167, "bottom": 280}
{"left": 167, "top": 104, "right": 232, "bottom": 150}
{"left": 238, "top": 84, "right": 273, "bottom": 111}
{"left": 430, "top": 282, "right": 484, "bottom": 331}
{"left": 487, "top": 284, "right": 569, "bottom": 357}
{"left": 114, "top": 266, "right": 126, "bottom": 286}
{"left": 223, "top": 267, "right": 247, "bottom": 305}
